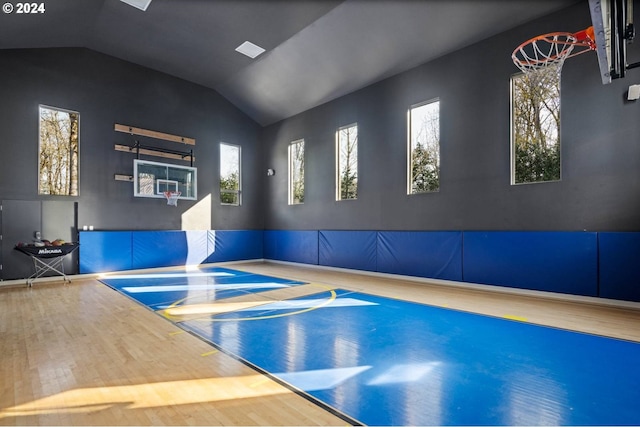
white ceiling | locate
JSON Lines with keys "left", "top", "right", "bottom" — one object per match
{"left": 0, "top": 0, "right": 581, "bottom": 125}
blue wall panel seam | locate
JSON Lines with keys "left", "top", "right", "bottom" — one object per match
{"left": 596, "top": 232, "right": 600, "bottom": 298}
{"left": 461, "top": 231, "right": 465, "bottom": 283}
{"left": 130, "top": 231, "right": 134, "bottom": 271}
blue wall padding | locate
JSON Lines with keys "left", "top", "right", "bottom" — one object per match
{"left": 206, "top": 230, "right": 263, "bottom": 263}
{"left": 132, "top": 231, "right": 193, "bottom": 269}
{"left": 463, "top": 231, "right": 598, "bottom": 296}
{"left": 78, "top": 229, "right": 640, "bottom": 304}
{"left": 377, "top": 231, "right": 463, "bottom": 281}
{"left": 80, "top": 230, "right": 261, "bottom": 273}
{"left": 263, "top": 230, "right": 318, "bottom": 265}
{"left": 319, "top": 230, "right": 377, "bottom": 271}
{"left": 79, "top": 231, "right": 132, "bottom": 273}
{"left": 599, "top": 232, "right": 640, "bottom": 302}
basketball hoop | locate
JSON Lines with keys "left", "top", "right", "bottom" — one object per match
{"left": 163, "top": 191, "right": 181, "bottom": 206}
{"left": 512, "top": 26, "right": 596, "bottom": 78}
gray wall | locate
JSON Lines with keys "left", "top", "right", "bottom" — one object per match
{"left": 261, "top": 2, "right": 640, "bottom": 232}
{"left": 2, "top": 2, "right": 639, "bottom": 236}
{"left": 0, "top": 48, "right": 263, "bottom": 231}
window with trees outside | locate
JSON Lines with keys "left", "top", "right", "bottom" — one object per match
{"left": 220, "top": 143, "right": 241, "bottom": 205}
{"left": 511, "top": 67, "right": 561, "bottom": 184}
{"left": 408, "top": 99, "right": 440, "bottom": 194}
{"left": 38, "top": 105, "right": 79, "bottom": 196}
{"left": 288, "top": 139, "right": 304, "bottom": 204}
{"left": 337, "top": 123, "right": 358, "bottom": 200}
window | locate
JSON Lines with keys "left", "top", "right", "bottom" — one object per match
{"left": 288, "top": 139, "right": 305, "bottom": 204}
{"left": 408, "top": 99, "right": 440, "bottom": 194}
{"left": 38, "top": 105, "right": 79, "bottom": 196}
{"left": 337, "top": 123, "right": 358, "bottom": 200}
{"left": 511, "top": 67, "right": 561, "bottom": 184}
{"left": 220, "top": 143, "right": 241, "bottom": 205}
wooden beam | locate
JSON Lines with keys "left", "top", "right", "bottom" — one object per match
{"left": 115, "top": 144, "right": 195, "bottom": 162}
{"left": 114, "top": 123, "right": 195, "bottom": 145}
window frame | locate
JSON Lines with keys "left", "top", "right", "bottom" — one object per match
{"left": 219, "top": 142, "right": 242, "bottom": 206}
{"left": 38, "top": 104, "right": 80, "bottom": 196}
{"left": 407, "top": 98, "right": 440, "bottom": 195}
{"left": 336, "top": 122, "right": 358, "bottom": 201}
{"left": 510, "top": 70, "right": 562, "bottom": 185}
{"left": 288, "top": 139, "right": 305, "bottom": 205}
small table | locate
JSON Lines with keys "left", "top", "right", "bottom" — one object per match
{"left": 14, "top": 243, "right": 79, "bottom": 287}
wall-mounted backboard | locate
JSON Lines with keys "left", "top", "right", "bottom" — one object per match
{"left": 134, "top": 159, "right": 197, "bottom": 200}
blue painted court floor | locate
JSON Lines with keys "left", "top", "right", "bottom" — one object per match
{"left": 101, "top": 267, "right": 640, "bottom": 426}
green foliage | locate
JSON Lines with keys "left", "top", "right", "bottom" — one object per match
{"left": 514, "top": 142, "right": 560, "bottom": 183}
{"left": 220, "top": 171, "right": 239, "bottom": 204}
{"left": 339, "top": 165, "right": 357, "bottom": 200}
{"left": 411, "top": 142, "right": 439, "bottom": 193}
{"left": 292, "top": 176, "right": 304, "bottom": 204}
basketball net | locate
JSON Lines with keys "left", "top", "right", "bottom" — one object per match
{"left": 511, "top": 27, "right": 596, "bottom": 84}
{"left": 163, "top": 191, "right": 181, "bottom": 206}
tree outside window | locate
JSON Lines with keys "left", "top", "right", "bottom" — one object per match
{"left": 220, "top": 143, "right": 241, "bottom": 205}
{"left": 409, "top": 100, "right": 440, "bottom": 194}
{"left": 511, "top": 67, "right": 561, "bottom": 184}
{"left": 337, "top": 123, "right": 358, "bottom": 200}
{"left": 38, "top": 106, "right": 79, "bottom": 196}
{"left": 289, "top": 139, "right": 304, "bottom": 204}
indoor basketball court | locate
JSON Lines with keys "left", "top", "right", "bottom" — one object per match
{"left": 2, "top": 0, "right": 640, "bottom": 425}
{"left": 95, "top": 265, "right": 640, "bottom": 425}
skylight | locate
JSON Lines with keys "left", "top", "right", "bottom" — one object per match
{"left": 119, "top": 0, "right": 152, "bottom": 11}
{"left": 235, "top": 41, "right": 266, "bottom": 59}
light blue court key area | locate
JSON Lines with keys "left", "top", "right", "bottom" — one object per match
{"left": 99, "top": 266, "right": 305, "bottom": 309}
{"left": 181, "top": 289, "right": 640, "bottom": 426}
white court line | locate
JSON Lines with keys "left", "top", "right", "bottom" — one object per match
{"left": 123, "top": 282, "right": 291, "bottom": 293}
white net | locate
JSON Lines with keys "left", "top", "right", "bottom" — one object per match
{"left": 512, "top": 32, "right": 577, "bottom": 80}
{"left": 164, "top": 191, "right": 181, "bottom": 206}
{"left": 519, "top": 62, "right": 563, "bottom": 87}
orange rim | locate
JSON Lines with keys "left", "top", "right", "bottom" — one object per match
{"left": 512, "top": 27, "right": 596, "bottom": 69}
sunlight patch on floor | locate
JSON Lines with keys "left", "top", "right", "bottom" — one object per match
{"left": 0, "top": 374, "right": 290, "bottom": 418}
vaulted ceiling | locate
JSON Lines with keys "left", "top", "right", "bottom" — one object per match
{"left": 0, "top": 0, "right": 580, "bottom": 125}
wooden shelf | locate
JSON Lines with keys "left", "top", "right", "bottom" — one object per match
{"left": 114, "top": 144, "right": 195, "bottom": 162}
{"left": 114, "top": 124, "right": 195, "bottom": 145}
{"left": 114, "top": 123, "right": 196, "bottom": 182}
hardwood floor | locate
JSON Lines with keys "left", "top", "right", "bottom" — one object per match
{"left": 2, "top": 261, "right": 640, "bottom": 425}
{"left": 0, "top": 276, "right": 346, "bottom": 426}
{"left": 237, "top": 261, "right": 640, "bottom": 343}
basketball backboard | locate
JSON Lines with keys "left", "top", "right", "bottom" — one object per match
{"left": 133, "top": 159, "right": 197, "bottom": 200}
{"left": 589, "top": 0, "right": 637, "bottom": 84}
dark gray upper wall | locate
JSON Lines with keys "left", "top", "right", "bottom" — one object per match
{"left": 0, "top": 48, "right": 263, "bottom": 231}
{"left": 261, "top": 2, "right": 640, "bottom": 232}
